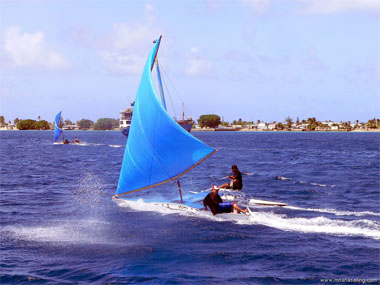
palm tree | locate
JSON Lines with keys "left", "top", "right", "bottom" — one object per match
{"left": 307, "top": 117, "right": 317, "bottom": 130}
{"left": 37, "top": 116, "right": 41, "bottom": 121}
{"left": 276, "top": 122, "right": 284, "bottom": 130}
{"left": 285, "top": 116, "right": 293, "bottom": 128}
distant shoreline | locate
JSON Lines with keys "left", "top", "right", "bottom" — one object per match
{"left": 1, "top": 129, "right": 379, "bottom": 133}
{"left": 192, "top": 128, "right": 380, "bottom": 132}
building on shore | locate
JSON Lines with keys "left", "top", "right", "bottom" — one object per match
{"left": 62, "top": 124, "right": 79, "bottom": 130}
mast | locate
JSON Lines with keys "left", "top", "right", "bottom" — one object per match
{"left": 151, "top": 35, "right": 162, "bottom": 71}
{"left": 151, "top": 35, "right": 166, "bottom": 110}
{"left": 60, "top": 113, "right": 64, "bottom": 141}
{"left": 156, "top": 62, "right": 167, "bottom": 110}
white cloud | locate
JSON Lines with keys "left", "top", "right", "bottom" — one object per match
{"left": 185, "top": 46, "right": 213, "bottom": 76}
{"left": 102, "top": 52, "right": 145, "bottom": 74}
{"left": 207, "top": 0, "right": 222, "bottom": 9}
{"left": 240, "top": 0, "right": 379, "bottom": 15}
{"left": 296, "top": 0, "right": 379, "bottom": 15}
{"left": 110, "top": 23, "right": 157, "bottom": 52}
{"left": 100, "top": 4, "right": 161, "bottom": 74}
{"left": 258, "top": 54, "right": 289, "bottom": 65}
{"left": 239, "top": 0, "right": 270, "bottom": 13}
{"left": 3, "top": 26, "right": 72, "bottom": 70}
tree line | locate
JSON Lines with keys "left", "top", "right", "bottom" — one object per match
{"left": 197, "top": 114, "right": 380, "bottom": 129}
{"left": 75, "top": 118, "right": 119, "bottom": 130}
{"left": 0, "top": 116, "right": 119, "bottom": 130}
{"left": 2, "top": 114, "right": 380, "bottom": 130}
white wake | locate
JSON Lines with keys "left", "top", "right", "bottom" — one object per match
{"left": 286, "top": 206, "right": 380, "bottom": 217}
{"left": 238, "top": 212, "right": 380, "bottom": 240}
{"left": 115, "top": 199, "right": 380, "bottom": 240}
{"left": 2, "top": 219, "right": 117, "bottom": 245}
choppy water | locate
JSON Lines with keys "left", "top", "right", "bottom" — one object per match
{"left": 1, "top": 131, "right": 379, "bottom": 284}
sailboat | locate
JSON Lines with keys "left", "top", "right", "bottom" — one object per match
{"left": 54, "top": 111, "right": 65, "bottom": 143}
{"left": 54, "top": 111, "right": 83, "bottom": 145}
{"left": 113, "top": 36, "right": 251, "bottom": 217}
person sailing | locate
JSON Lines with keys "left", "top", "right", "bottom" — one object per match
{"left": 63, "top": 139, "right": 70, "bottom": 144}
{"left": 218, "top": 165, "right": 243, "bottom": 191}
{"left": 203, "top": 185, "right": 247, "bottom": 215}
{"left": 72, "top": 137, "right": 81, "bottom": 144}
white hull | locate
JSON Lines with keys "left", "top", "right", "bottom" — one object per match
{"left": 211, "top": 188, "right": 288, "bottom": 207}
{"left": 113, "top": 197, "right": 252, "bottom": 222}
{"left": 248, "top": 199, "right": 287, "bottom": 207}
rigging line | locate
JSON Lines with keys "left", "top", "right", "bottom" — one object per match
{"left": 189, "top": 175, "right": 194, "bottom": 191}
{"left": 159, "top": 64, "right": 194, "bottom": 119}
{"left": 209, "top": 175, "right": 217, "bottom": 183}
{"left": 160, "top": 64, "right": 178, "bottom": 119}
{"left": 158, "top": 63, "right": 184, "bottom": 102}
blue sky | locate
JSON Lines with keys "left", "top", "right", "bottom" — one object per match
{"left": 0, "top": 0, "right": 379, "bottom": 123}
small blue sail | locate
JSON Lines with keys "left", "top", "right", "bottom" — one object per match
{"left": 116, "top": 37, "right": 216, "bottom": 196}
{"left": 54, "top": 111, "right": 63, "bottom": 142}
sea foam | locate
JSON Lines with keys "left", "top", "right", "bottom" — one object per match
{"left": 115, "top": 199, "right": 380, "bottom": 240}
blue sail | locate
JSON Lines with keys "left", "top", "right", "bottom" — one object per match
{"left": 54, "top": 111, "right": 63, "bottom": 142}
{"left": 116, "top": 37, "right": 216, "bottom": 196}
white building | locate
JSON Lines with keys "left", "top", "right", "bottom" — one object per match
{"left": 267, "top": 123, "right": 276, "bottom": 130}
{"left": 62, "top": 124, "right": 79, "bottom": 130}
{"left": 257, "top": 123, "right": 267, "bottom": 130}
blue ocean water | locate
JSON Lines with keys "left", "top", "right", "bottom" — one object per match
{"left": 1, "top": 131, "right": 379, "bottom": 284}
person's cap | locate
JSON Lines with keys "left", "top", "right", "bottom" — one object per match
{"left": 211, "top": 185, "right": 219, "bottom": 191}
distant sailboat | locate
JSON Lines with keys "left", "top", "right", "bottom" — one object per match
{"left": 113, "top": 35, "right": 216, "bottom": 203}
{"left": 54, "top": 111, "right": 64, "bottom": 143}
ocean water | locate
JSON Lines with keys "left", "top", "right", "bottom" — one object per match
{"left": 1, "top": 131, "right": 379, "bottom": 284}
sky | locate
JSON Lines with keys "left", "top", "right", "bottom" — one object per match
{"left": 0, "top": 0, "right": 379, "bottom": 124}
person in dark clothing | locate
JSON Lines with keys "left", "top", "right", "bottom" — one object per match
{"left": 63, "top": 139, "right": 70, "bottom": 144}
{"left": 219, "top": 165, "right": 243, "bottom": 190}
{"left": 203, "top": 186, "right": 223, "bottom": 215}
{"left": 73, "top": 137, "right": 81, "bottom": 144}
{"left": 203, "top": 185, "right": 247, "bottom": 215}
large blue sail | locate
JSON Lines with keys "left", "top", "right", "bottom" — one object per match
{"left": 116, "top": 37, "right": 216, "bottom": 196}
{"left": 54, "top": 111, "right": 63, "bottom": 142}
